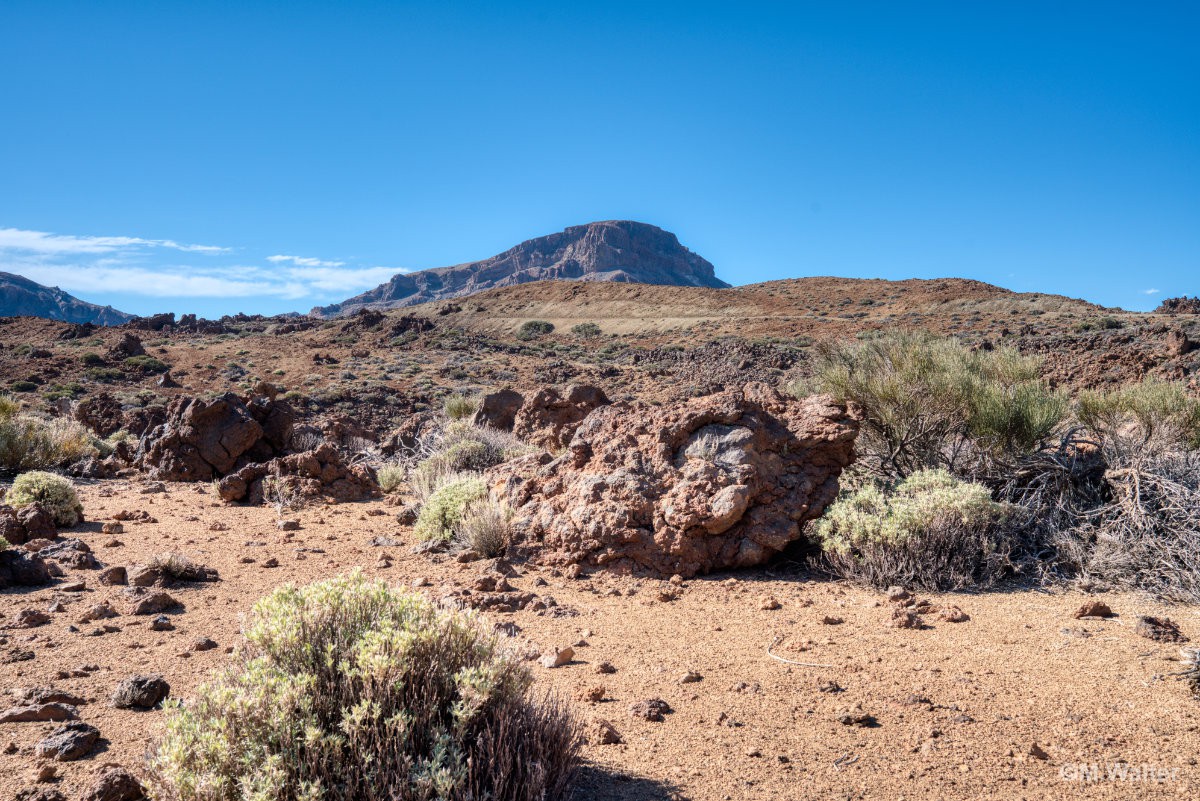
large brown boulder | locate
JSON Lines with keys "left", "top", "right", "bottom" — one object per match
{"left": 473, "top": 389, "right": 525, "bottom": 431}
{"left": 512, "top": 385, "right": 610, "bottom": 449}
{"left": 489, "top": 384, "right": 858, "bottom": 577}
{"left": 217, "top": 443, "right": 379, "bottom": 504}
{"left": 136, "top": 393, "right": 295, "bottom": 482}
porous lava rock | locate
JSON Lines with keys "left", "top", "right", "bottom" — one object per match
{"left": 136, "top": 393, "right": 294, "bottom": 482}
{"left": 0, "top": 549, "right": 52, "bottom": 589}
{"left": 511, "top": 384, "right": 610, "bottom": 448}
{"left": 216, "top": 443, "right": 379, "bottom": 504}
{"left": 472, "top": 389, "right": 525, "bottom": 431}
{"left": 490, "top": 383, "right": 858, "bottom": 577}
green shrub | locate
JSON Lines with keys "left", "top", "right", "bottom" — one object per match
{"left": 415, "top": 475, "right": 487, "bottom": 542}
{"left": 800, "top": 332, "right": 1065, "bottom": 478}
{"left": 516, "top": 320, "right": 554, "bottom": 341}
{"left": 150, "top": 573, "right": 580, "bottom": 801}
{"left": 0, "top": 536, "right": 9, "bottom": 552}
{"left": 570, "top": 323, "right": 601, "bottom": 339}
{"left": 124, "top": 355, "right": 169, "bottom": 374}
{"left": 443, "top": 393, "right": 478, "bottom": 421}
{"left": 7, "top": 470, "right": 83, "bottom": 526}
{"left": 0, "top": 400, "right": 97, "bottom": 471}
{"left": 79, "top": 352, "right": 104, "bottom": 366}
{"left": 1074, "top": 316, "right": 1125, "bottom": 332}
{"left": 86, "top": 367, "right": 124, "bottom": 383}
{"left": 814, "top": 469, "right": 1018, "bottom": 590}
{"left": 1078, "top": 379, "right": 1200, "bottom": 453}
{"left": 10, "top": 381, "right": 37, "bottom": 393}
{"left": 377, "top": 464, "right": 405, "bottom": 494}
{"left": 411, "top": 422, "right": 530, "bottom": 501}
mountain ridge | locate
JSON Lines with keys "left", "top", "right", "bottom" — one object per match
{"left": 0, "top": 271, "right": 133, "bottom": 326}
{"left": 312, "top": 220, "right": 729, "bottom": 317}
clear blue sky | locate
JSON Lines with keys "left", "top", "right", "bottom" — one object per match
{"left": 1, "top": 1, "right": 1196, "bottom": 317}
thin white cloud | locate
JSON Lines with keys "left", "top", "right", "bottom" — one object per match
{"left": 0, "top": 225, "right": 409, "bottom": 303}
{"left": 1142, "top": 288, "right": 1161, "bottom": 295}
{"left": 267, "top": 254, "right": 346, "bottom": 268}
{"left": 0, "top": 227, "right": 228, "bottom": 255}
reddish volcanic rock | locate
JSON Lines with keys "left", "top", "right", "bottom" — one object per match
{"left": 489, "top": 383, "right": 858, "bottom": 577}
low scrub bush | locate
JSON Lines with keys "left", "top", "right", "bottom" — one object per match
{"left": 415, "top": 474, "right": 487, "bottom": 542}
{"left": 411, "top": 422, "right": 530, "bottom": 502}
{"left": 6, "top": 470, "right": 83, "bottom": 526}
{"left": 377, "top": 463, "right": 405, "bottom": 494}
{"left": 516, "top": 320, "right": 554, "bottom": 341}
{"left": 0, "top": 398, "right": 97, "bottom": 471}
{"left": 814, "top": 469, "right": 1019, "bottom": 590}
{"left": 570, "top": 322, "right": 601, "bottom": 339}
{"left": 0, "top": 536, "right": 9, "bottom": 552}
{"left": 799, "top": 332, "right": 1066, "bottom": 479}
{"left": 150, "top": 572, "right": 580, "bottom": 801}
{"left": 456, "top": 498, "right": 512, "bottom": 557}
{"left": 124, "top": 355, "right": 169, "bottom": 374}
{"left": 443, "top": 393, "right": 478, "bottom": 421}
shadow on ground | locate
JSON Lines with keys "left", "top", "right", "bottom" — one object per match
{"left": 569, "top": 763, "right": 686, "bottom": 801}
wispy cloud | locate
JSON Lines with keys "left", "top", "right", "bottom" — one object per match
{"left": 0, "top": 225, "right": 405, "bottom": 303}
{"left": 267, "top": 254, "right": 346, "bottom": 268}
{"left": 1142, "top": 288, "right": 1161, "bottom": 295}
{"left": 0, "top": 227, "right": 227, "bottom": 255}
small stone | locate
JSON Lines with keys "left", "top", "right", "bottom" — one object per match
{"left": 592, "top": 718, "right": 623, "bottom": 745}
{"left": 1135, "top": 615, "right": 1187, "bottom": 643}
{"left": 837, "top": 704, "right": 876, "bottom": 727}
{"left": 888, "top": 608, "right": 923, "bottom": 629}
{"left": 540, "top": 646, "right": 575, "bottom": 668}
{"left": 149, "top": 615, "right": 173, "bottom": 631}
{"left": 103, "top": 540, "right": 123, "bottom": 548}
{"left": 576, "top": 685, "right": 606, "bottom": 703}
{"left": 595, "top": 661, "right": 617, "bottom": 674}
{"left": 79, "top": 767, "right": 146, "bottom": 801}
{"left": 191, "top": 637, "right": 218, "bottom": 652}
{"left": 937, "top": 605, "right": 970, "bottom": 623}
{"left": 60, "top": 581, "right": 86, "bottom": 592}
{"left": 456, "top": 549, "right": 482, "bottom": 564}
{"left": 36, "top": 764, "right": 59, "bottom": 783}
{"left": 262, "top": 558, "right": 280, "bottom": 568}
{"left": 125, "top": 590, "right": 179, "bottom": 615}
{"left": 679, "top": 671, "right": 703, "bottom": 684}
{"left": 1073, "top": 601, "right": 1115, "bottom": 619}
{"left": 745, "top": 748, "right": 762, "bottom": 757}
{"left": 1029, "top": 742, "right": 1050, "bottom": 760}
{"left": 97, "top": 566, "right": 127, "bottom": 586}
{"left": 35, "top": 721, "right": 100, "bottom": 761}
{"left": 77, "top": 602, "right": 119, "bottom": 623}
{"left": 628, "top": 698, "right": 672, "bottom": 722}
{"left": 209, "top": 522, "right": 228, "bottom": 532}
{"left": 126, "top": 565, "right": 163, "bottom": 587}
{"left": 111, "top": 674, "right": 170, "bottom": 709}
{"left": 15, "top": 609, "right": 52, "bottom": 628}
{"left": 101, "top": 522, "right": 124, "bottom": 536}
{"left": 760, "top": 596, "right": 782, "bottom": 611}
{"left": 0, "top": 703, "right": 79, "bottom": 723}
{"left": 821, "top": 615, "right": 844, "bottom": 625}
{"left": 277, "top": 520, "right": 300, "bottom": 531}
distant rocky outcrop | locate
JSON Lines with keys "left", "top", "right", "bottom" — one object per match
{"left": 1156, "top": 296, "right": 1200, "bottom": 315}
{"left": 0, "top": 271, "right": 133, "bottom": 325}
{"left": 488, "top": 384, "right": 859, "bottom": 578}
{"left": 312, "top": 221, "right": 729, "bottom": 317}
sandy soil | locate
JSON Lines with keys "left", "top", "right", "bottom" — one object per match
{"left": 3, "top": 481, "right": 1199, "bottom": 800}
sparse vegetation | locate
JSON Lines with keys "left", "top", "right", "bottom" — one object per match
{"left": 414, "top": 474, "right": 487, "bottom": 542}
{"left": 148, "top": 552, "right": 219, "bottom": 583}
{"left": 150, "top": 573, "right": 581, "bottom": 801}
{"left": 443, "top": 393, "right": 478, "bottom": 421}
{"left": 799, "top": 332, "right": 1066, "bottom": 479}
{"left": 570, "top": 322, "right": 601, "bottom": 339}
{"left": 6, "top": 470, "right": 83, "bottom": 526}
{"left": 815, "top": 469, "right": 1018, "bottom": 590}
{"left": 377, "top": 463, "right": 406, "bottom": 494}
{"left": 124, "top": 355, "right": 170, "bottom": 374}
{"left": 516, "top": 320, "right": 554, "bottom": 340}
{"left": 0, "top": 397, "right": 97, "bottom": 471}
{"left": 455, "top": 498, "right": 512, "bottom": 557}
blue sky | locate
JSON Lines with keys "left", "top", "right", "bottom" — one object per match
{"left": 0, "top": 1, "right": 1195, "bottom": 317}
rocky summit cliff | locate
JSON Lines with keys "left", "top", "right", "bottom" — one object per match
{"left": 312, "top": 220, "right": 729, "bottom": 317}
{"left": 0, "top": 271, "right": 133, "bottom": 325}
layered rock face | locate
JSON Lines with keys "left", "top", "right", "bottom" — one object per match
{"left": 488, "top": 383, "right": 859, "bottom": 577}
{"left": 312, "top": 221, "right": 729, "bottom": 316}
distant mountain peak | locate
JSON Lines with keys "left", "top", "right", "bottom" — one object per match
{"left": 312, "top": 220, "right": 728, "bottom": 317}
{"left": 0, "top": 272, "right": 133, "bottom": 325}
